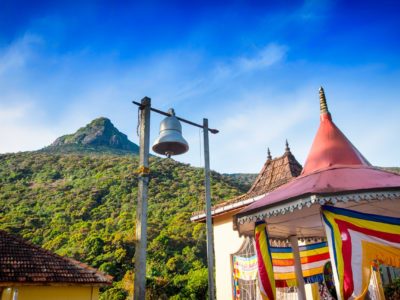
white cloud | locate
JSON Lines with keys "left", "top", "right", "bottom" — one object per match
{"left": 0, "top": 103, "right": 58, "bottom": 153}
{"left": 174, "top": 86, "right": 318, "bottom": 173}
{"left": 209, "top": 91, "right": 315, "bottom": 173}
{"left": 0, "top": 34, "right": 42, "bottom": 75}
{"left": 235, "top": 44, "right": 287, "bottom": 72}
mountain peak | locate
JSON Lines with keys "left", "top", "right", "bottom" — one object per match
{"left": 44, "top": 117, "right": 139, "bottom": 154}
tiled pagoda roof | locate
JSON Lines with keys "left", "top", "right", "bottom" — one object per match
{"left": 0, "top": 230, "right": 112, "bottom": 286}
{"left": 191, "top": 144, "right": 302, "bottom": 221}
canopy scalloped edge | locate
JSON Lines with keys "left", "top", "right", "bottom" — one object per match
{"left": 236, "top": 190, "right": 400, "bottom": 226}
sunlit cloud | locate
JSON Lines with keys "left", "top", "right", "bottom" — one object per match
{"left": 235, "top": 44, "right": 287, "bottom": 72}
{"left": 0, "top": 34, "right": 42, "bottom": 75}
{"left": 0, "top": 103, "right": 58, "bottom": 153}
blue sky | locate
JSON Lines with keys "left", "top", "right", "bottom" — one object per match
{"left": 1, "top": 0, "right": 399, "bottom": 173}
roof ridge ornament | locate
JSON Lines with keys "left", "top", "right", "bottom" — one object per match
{"left": 267, "top": 147, "right": 272, "bottom": 160}
{"left": 285, "top": 139, "right": 291, "bottom": 153}
{"left": 319, "top": 86, "right": 329, "bottom": 114}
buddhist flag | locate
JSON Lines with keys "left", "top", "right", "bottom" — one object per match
{"left": 271, "top": 241, "right": 330, "bottom": 286}
{"left": 255, "top": 221, "right": 276, "bottom": 300}
{"left": 321, "top": 205, "right": 400, "bottom": 300}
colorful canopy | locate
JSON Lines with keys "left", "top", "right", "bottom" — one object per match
{"left": 322, "top": 205, "right": 400, "bottom": 300}
{"left": 271, "top": 241, "right": 330, "bottom": 286}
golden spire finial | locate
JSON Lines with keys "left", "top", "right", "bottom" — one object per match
{"left": 319, "top": 86, "right": 329, "bottom": 114}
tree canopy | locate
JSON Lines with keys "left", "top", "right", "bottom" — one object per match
{"left": 0, "top": 152, "right": 247, "bottom": 299}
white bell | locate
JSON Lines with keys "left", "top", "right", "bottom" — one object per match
{"left": 152, "top": 108, "right": 189, "bottom": 157}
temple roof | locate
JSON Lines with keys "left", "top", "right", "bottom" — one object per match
{"left": 191, "top": 144, "right": 302, "bottom": 221}
{"left": 0, "top": 230, "right": 112, "bottom": 286}
{"left": 236, "top": 88, "right": 400, "bottom": 222}
{"left": 301, "top": 87, "right": 370, "bottom": 175}
{"left": 247, "top": 142, "right": 302, "bottom": 196}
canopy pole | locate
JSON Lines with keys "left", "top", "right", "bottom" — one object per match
{"left": 289, "top": 235, "right": 306, "bottom": 300}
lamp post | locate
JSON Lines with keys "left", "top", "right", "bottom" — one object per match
{"left": 132, "top": 98, "right": 218, "bottom": 300}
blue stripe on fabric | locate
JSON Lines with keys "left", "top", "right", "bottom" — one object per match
{"left": 322, "top": 205, "right": 400, "bottom": 225}
{"left": 271, "top": 247, "right": 292, "bottom": 253}
{"left": 265, "top": 226, "right": 274, "bottom": 266}
{"left": 304, "top": 274, "right": 324, "bottom": 284}
{"left": 299, "top": 242, "right": 328, "bottom": 251}
{"left": 322, "top": 213, "right": 339, "bottom": 275}
{"left": 270, "top": 242, "right": 327, "bottom": 253}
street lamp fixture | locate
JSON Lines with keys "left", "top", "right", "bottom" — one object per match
{"left": 132, "top": 97, "right": 218, "bottom": 300}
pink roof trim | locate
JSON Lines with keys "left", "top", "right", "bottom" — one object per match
{"left": 237, "top": 166, "right": 400, "bottom": 216}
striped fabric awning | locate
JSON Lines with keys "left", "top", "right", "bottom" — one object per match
{"left": 271, "top": 242, "right": 330, "bottom": 286}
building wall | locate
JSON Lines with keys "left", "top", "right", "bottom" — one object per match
{"left": 213, "top": 212, "right": 245, "bottom": 300}
{"left": 1, "top": 286, "right": 99, "bottom": 300}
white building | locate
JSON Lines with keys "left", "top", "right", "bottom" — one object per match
{"left": 191, "top": 144, "right": 302, "bottom": 299}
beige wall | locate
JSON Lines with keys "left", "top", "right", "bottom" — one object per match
{"left": 213, "top": 212, "right": 245, "bottom": 300}
{"left": 1, "top": 286, "right": 99, "bottom": 300}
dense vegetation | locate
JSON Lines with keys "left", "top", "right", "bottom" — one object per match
{"left": 0, "top": 152, "right": 246, "bottom": 299}
{"left": 222, "top": 173, "right": 257, "bottom": 190}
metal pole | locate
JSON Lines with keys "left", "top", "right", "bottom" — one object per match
{"left": 132, "top": 100, "right": 219, "bottom": 134}
{"left": 289, "top": 235, "right": 306, "bottom": 300}
{"left": 203, "top": 118, "right": 216, "bottom": 300}
{"left": 134, "top": 97, "right": 151, "bottom": 300}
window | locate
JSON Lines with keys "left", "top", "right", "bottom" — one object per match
{"left": 231, "top": 237, "right": 260, "bottom": 300}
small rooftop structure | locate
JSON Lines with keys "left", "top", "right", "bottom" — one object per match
{"left": 191, "top": 143, "right": 302, "bottom": 221}
{"left": 0, "top": 230, "right": 112, "bottom": 286}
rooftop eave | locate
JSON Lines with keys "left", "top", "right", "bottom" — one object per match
{"left": 190, "top": 193, "right": 267, "bottom": 222}
{"left": 235, "top": 188, "right": 400, "bottom": 235}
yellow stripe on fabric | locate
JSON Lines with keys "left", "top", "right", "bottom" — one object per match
{"left": 271, "top": 252, "right": 293, "bottom": 259}
{"left": 284, "top": 279, "right": 297, "bottom": 287}
{"left": 271, "top": 247, "right": 328, "bottom": 259}
{"left": 300, "top": 247, "right": 329, "bottom": 257}
{"left": 302, "top": 266, "right": 325, "bottom": 277}
{"left": 255, "top": 223, "right": 276, "bottom": 300}
{"left": 274, "top": 266, "right": 324, "bottom": 280}
{"left": 274, "top": 272, "right": 296, "bottom": 280}
{"left": 322, "top": 210, "right": 347, "bottom": 297}
{"left": 334, "top": 214, "right": 400, "bottom": 235}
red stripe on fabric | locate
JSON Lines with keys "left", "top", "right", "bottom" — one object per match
{"left": 336, "top": 219, "right": 400, "bottom": 243}
{"left": 273, "top": 252, "right": 330, "bottom": 267}
{"left": 336, "top": 221, "right": 354, "bottom": 299}
{"left": 301, "top": 252, "right": 330, "bottom": 264}
{"left": 275, "top": 280, "right": 288, "bottom": 288}
{"left": 255, "top": 230, "right": 274, "bottom": 300}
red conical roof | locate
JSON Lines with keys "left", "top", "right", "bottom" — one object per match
{"left": 236, "top": 88, "right": 400, "bottom": 218}
{"left": 301, "top": 87, "right": 370, "bottom": 175}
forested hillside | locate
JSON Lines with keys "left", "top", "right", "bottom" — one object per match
{"left": 222, "top": 173, "right": 257, "bottom": 190}
{"left": 0, "top": 152, "right": 246, "bottom": 299}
